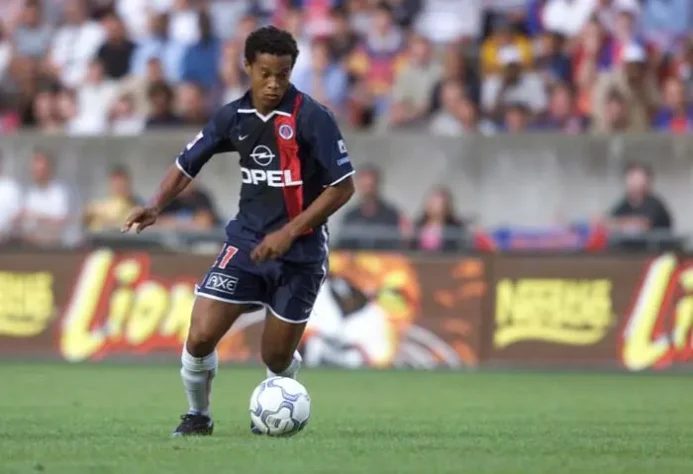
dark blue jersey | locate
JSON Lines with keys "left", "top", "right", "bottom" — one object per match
{"left": 175, "top": 85, "right": 354, "bottom": 263}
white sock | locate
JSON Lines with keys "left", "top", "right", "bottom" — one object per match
{"left": 180, "top": 347, "right": 218, "bottom": 417}
{"left": 266, "top": 350, "right": 302, "bottom": 379}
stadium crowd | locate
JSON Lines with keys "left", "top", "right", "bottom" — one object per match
{"left": 1, "top": 0, "right": 693, "bottom": 135}
{"left": 0, "top": 147, "right": 675, "bottom": 252}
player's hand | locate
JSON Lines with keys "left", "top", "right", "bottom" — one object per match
{"left": 251, "top": 227, "right": 295, "bottom": 263}
{"left": 121, "top": 206, "right": 159, "bottom": 234}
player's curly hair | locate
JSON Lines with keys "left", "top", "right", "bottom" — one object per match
{"left": 244, "top": 26, "right": 299, "bottom": 65}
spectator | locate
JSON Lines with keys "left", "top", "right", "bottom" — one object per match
{"left": 168, "top": 0, "right": 200, "bottom": 46}
{"left": 18, "top": 150, "right": 71, "bottom": 247}
{"left": 32, "top": 89, "right": 62, "bottom": 134}
{"left": 611, "top": 7, "right": 643, "bottom": 65}
{"left": 299, "top": 0, "right": 343, "bottom": 38}
{"left": 652, "top": 77, "right": 693, "bottom": 133}
{"left": 109, "top": 93, "right": 145, "bottom": 135}
{"left": 412, "top": 186, "right": 465, "bottom": 252}
{"left": 56, "top": 87, "right": 78, "bottom": 128}
{"left": 593, "top": 43, "right": 659, "bottom": 133}
{"left": 535, "top": 31, "right": 572, "bottom": 86}
{"left": 68, "top": 59, "right": 118, "bottom": 135}
{"left": 348, "top": 2, "right": 407, "bottom": 123}
{"left": 480, "top": 15, "right": 533, "bottom": 77}
{"left": 293, "top": 39, "right": 348, "bottom": 114}
{"left": 7, "top": 57, "right": 42, "bottom": 126}
{"left": 97, "top": 14, "right": 136, "bottom": 80}
{"left": 388, "top": 34, "right": 441, "bottom": 128}
{"left": 328, "top": 6, "right": 359, "bottom": 62}
{"left": 346, "top": 0, "right": 374, "bottom": 37}
{"left": 177, "top": 82, "right": 209, "bottom": 126}
{"left": 667, "top": 37, "right": 693, "bottom": 96}
{"left": 181, "top": 10, "right": 220, "bottom": 90}
{"left": 0, "top": 94, "right": 21, "bottom": 135}
{"left": 389, "top": 0, "right": 423, "bottom": 29}
{"left": 0, "top": 1, "right": 24, "bottom": 32}
{"left": 501, "top": 102, "right": 533, "bottom": 133}
{"left": 542, "top": 0, "right": 601, "bottom": 37}
{"left": 158, "top": 182, "right": 218, "bottom": 231}
{"left": 84, "top": 165, "right": 140, "bottom": 231}
{"left": 430, "top": 81, "right": 486, "bottom": 136}
{"left": 0, "top": 152, "right": 22, "bottom": 243}
{"left": 573, "top": 18, "right": 611, "bottom": 117}
{"left": 540, "top": 82, "right": 587, "bottom": 133}
{"left": 12, "top": 0, "right": 53, "bottom": 60}
{"left": 643, "top": 0, "right": 693, "bottom": 55}
{"left": 219, "top": 40, "right": 245, "bottom": 104}
{"left": 48, "top": 0, "right": 105, "bottom": 88}
{"left": 119, "top": 57, "right": 166, "bottom": 117}
{"left": 232, "top": 13, "right": 258, "bottom": 44}
{"left": 415, "top": 0, "right": 483, "bottom": 44}
{"left": 130, "top": 12, "right": 184, "bottom": 84}
{"left": 0, "top": 21, "right": 10, "bottom": 81}
{"left": 208, "top": 0, "right": 250, "bottom": 41}
{"left": 430, "top": 44, "right": 480, "bottom": 112}
{"left": 116, "top": 0, "right": 171, "bottom": 43}
{"left": 284, "top": 9, "right": 313, "bottom": 86}
{"left": 481, "top": 45, "right": 547, "bottom": 120}
{"left": 608, "top": 162, "right": 672, "bottom": 232}
{"left": 596, "top": 0, "right": 641, "bottom": 35}
{"left": 146, "top": 81, "right": 182, "bottom": 129}
{"left": 597, "top": 88, "right": 630, "bottom": 133}
{"left": 340, "top": 164, "right": 406, "bottom": 250}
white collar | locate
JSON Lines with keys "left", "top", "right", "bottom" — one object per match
{"left": 237, "top": 108, "right": 292, "bottom": 123}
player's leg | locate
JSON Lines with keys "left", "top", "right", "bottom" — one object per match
{"left": 261, "top": 314, "right": 307, "bottom": 378}
{"left": 260, "top": 261, "right": 326, "bottom": 379}
{"left": 174, "top": 296, "right": 250, "bottom": 436}
{"left": 174, "top": 241, "right": 267, "bottom": 437}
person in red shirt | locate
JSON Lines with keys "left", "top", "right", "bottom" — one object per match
{"left": 652, "top": 76, "right": 693, "bottom": 133}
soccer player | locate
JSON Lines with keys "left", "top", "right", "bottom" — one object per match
{"left": 121, "top": 26, "right": 355, "bottom": 436}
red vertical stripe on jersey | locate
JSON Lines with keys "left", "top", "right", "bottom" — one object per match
{"left": 275, "top": 94, "right": 304, "bottom": 221}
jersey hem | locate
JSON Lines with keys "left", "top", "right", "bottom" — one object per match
{"left": 175, "top": 157, "right": 194, "bottom": 179}
{"left": 327, "top": 170, "right": 355, "bottom": 187}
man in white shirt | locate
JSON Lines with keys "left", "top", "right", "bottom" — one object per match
{"left": 542, "top": 0, "right": 598, "bottom": 37}
{"left": 19, "top": 150, "right": 71, "bottom": 247}
{"left": 49, "top": 0, "right": 105, "bottom": 87}
{"left": 415, "top": 0, "right": 483, "bottom": 44}
{"left": 482, "top": 45, "right": 548, "bottom": 120}
{"left": 68, "top": 59, "right": 118, "bottom": 135}
{"left": 0, "top": 152, "right": 22, "bottom": 242}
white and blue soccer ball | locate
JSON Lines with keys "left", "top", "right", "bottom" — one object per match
{"left": 249, "top": 377, "right": 311, "bottom": 436}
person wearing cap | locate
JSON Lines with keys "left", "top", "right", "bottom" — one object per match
{"left": 592, "top": 42, "right": 659, "bottom": 133}
{"left": 481, "top": 44, "right": 547, "bottom": 121}
{"left": 480, "top": 14, "right": 533, "bottom": 77}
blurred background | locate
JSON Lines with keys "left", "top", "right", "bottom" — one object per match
{"left": 1, "top": 0, "right": 692, "bottom": 370}
{"left": 1, "top": 0, "right": 693, "bottom": 251}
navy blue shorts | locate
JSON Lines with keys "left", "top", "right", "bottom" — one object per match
{"left": 195, "top": 241, "right": 328, "bottom": 324}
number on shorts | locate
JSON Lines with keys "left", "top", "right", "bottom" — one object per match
{"left": 217, "top": 245, "right": 238, "bottom": 269}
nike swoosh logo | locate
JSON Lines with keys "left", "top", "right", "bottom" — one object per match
{"left": 239, "top": 134, "right": 249, "bottom": 141}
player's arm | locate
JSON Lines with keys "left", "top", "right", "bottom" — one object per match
{"left": 286, "top": 178, "right": 354, "bottom": 239}
{"left": 251, "top": 107, "right": 355, "bottom": 262}
{"left": 122, "top": 109, "right": 234, "bottom": 234}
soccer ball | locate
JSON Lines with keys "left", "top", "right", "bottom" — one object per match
{"left": 249, "top": 377, "right": 311, "bottom": 436}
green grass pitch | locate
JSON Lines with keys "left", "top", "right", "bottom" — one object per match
{"left": 0, "top": 363, "right": 691, "bottom": 474}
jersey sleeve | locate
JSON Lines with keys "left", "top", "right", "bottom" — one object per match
{"left": 303, "top": 106, "right": 355, "bottom": 187}
{"left": 175, "top": 106, "right": 235, "bottom": 179}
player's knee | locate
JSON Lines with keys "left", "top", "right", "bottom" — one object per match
{"left": 261, "top": 346, "right": 293, "bottom": 374}
{"left": 186, "top": 330, "right": 218, "bottom": 358}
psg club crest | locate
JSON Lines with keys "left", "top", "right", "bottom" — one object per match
{"left": 279, "top": 124, "right": 294, "bottom": 140}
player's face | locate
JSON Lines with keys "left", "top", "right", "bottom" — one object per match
{"left": 245, "top": 53, "right": 293, "bottom": 111}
